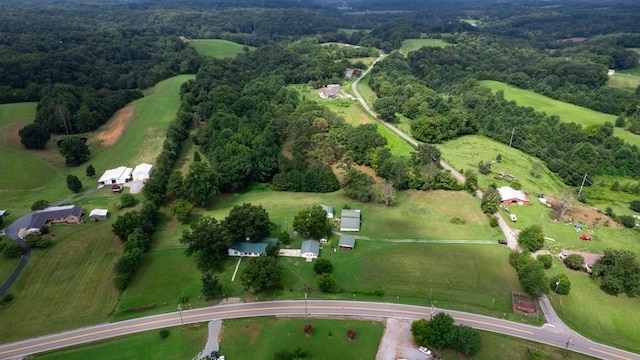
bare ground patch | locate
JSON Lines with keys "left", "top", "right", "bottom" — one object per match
{"left": 547, "top": 197, "right": 622, "bottom": 229}
{"left": 376, "top": 318, "right": 429, "bottom": 360}
{"left": 332, "top": 164, "right": 386, "bottom": 189}
{"left": 93, "top": 106, "right": 135, "bottom": 147}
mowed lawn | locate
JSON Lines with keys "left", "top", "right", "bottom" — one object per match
{"left": 480, "top": 80, "right": 640, "bottom": 148}
{"left": 549, "top": 266, "right": 640, "bottom": 353}
{"left": 400, "top": 39, "right": 449, "bottom": 55}
{"left": 607, "top": 71, "right": 640, "bottom": 89}
{"left": 189, "top": 39, "right": 253, "bottom": 58}
{"left": 207, "top": 189, "right": 494, "bottom": 240}
{"left": 0, "top": 220, "right": 122, "bottom": 343}
{"left": 437, "top": 135, "right": 565, "bottom": 195}
{"left": 220, "top": 317, "right": 383, "bottom": 360}
{"left": 36, "top": 325, "right": 207, "bottom": 360}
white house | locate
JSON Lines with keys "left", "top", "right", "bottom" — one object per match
{"left": 300, "top": 240, "right": 320, "bottom": 259}
{"left": 98, "top": 166, "right": 133, "bottom": 185}
{"left": 132, "top": 163, "right": 153, "bottom": 181}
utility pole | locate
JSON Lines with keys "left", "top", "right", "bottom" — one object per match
{"left": 578, "top": 173, "right": 588, "bottom": 197}
{"left": 509, "top": 128, "right": 515, "bottom": 147}
{"left": 304, "top": 290, "right": 308, "bottom": 318}
{"left": 565, "top": 334, "right": 572, "bottom": 350}
{"left": 177, "top": 304, "right": 184, "bottom": 326}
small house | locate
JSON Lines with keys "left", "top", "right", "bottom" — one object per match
{"left": 338, "top": 235, "right": 356, "bottom": 250}
{"left": 340, "top": 209, "right": 361, "bottom": 231}
{"left": 98, "top": 166, "right": 133, "bottom": 185}
{"left": 228, "top": 238, "right": 278, "bottom": 257}
{"left": 132, "top": 163, "right": 153, "bottom": 181}
{"left": 498, "top": 186, "right": 530, "bottom": 205}
{"left": 320, "top": 205, "right": 334, "bottom": 219}
{"left": 560, "top": 250, "right": 602, "bottom": 273}
{"left": 300, "top": 240, "right": 320, "bottom": 259}
{"left": 25, "top": 205, "right": 83, "bottom": 234}
{"left": 89, "top": 209, "right": 108, "bottom": 221}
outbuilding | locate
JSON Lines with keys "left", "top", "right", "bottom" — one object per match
{"left": 132, "top": 163, "right": 154, "bottom": 181}
{"left": 320, "top": 205, "right": 334, "bottom": 219}
{"left": 300, "top": 240, "right": 320, "bottom": 259}
{"left": 98, "top": 166, "right": 133, "bottom": 185}
{"left": 339, "top": 209, "right": 361, "bottom": 231}
{"left": 338, "top": 235, "right": 356, "bottom": 250}
{"left": 89, "top": 209, "right": 109, "bottom": 221}
{"left": 498, "top": 186, "right": 530, "bottom": 205}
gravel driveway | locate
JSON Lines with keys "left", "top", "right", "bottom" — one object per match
{"left": 376, "top": 318, "right": 431, "bottom": 360}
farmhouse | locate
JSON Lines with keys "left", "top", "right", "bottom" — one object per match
{"left": 132, "top": 163, "right": 153, "bottom": 181}
{"left": 339, "top": 209, "right": 361, "bottom": 231}
{"left": 560, "top": 250, "right": 602, "bottom": 273}
{"left": 89, "top": 209, "right": 109, "bottom": 221}
{"left": 320, "top": 204, "right": 334, "bottom": 219}
{"left": 25, "top": 205, "right": 83, "bottom": 234}
{"left": 319, "top": 84, "right": 340, "bottom": 99}
{"left": 338, "top": 235, "right": 356, "bottom": 250}
{"left": 497, "top": 186, "right": 530, "bottom": 205}
{"left": 228, "top": 238, "right": 277, "bottom": 257}
{"left": 98, "top": 166, "right": 133, "bottom": 185}
{"left": 300, "top": 240, "right": 320, "bottom": 259}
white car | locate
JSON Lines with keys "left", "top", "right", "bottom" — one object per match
{"left": 418, "top": 346, "right": 432, "bottom": 356}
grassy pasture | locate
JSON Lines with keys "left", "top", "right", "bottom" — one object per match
{"left": 607, "top": 72, "right": 640, "bottom": 89}
{"left": 480, "top": 80, "right": 640, "bottom": 148}
{"left": 220, "top": 317, "right": 383, "bottom": 360}
{"left": 36, "top": 324, "right": 207, "bottom": 360}
{"left": 338, "top": 28, "right": 370, "bottom": 34}
{"left": 0, "top": 219, "right": 122, "bottom": 343}
{"left": 400, "top": 39, "right": 449, "bottom": 55}
{"left": 437, "top": 135, "right": 565, "bottom": 195}
{"left": 549, "top": 264, "right": 640, "bottom": 353}
{"left": 189, "top": 39, "right": 252, "bottom": 58}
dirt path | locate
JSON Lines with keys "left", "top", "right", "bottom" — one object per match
{"left": 376, "top": 318, "right": 429, "bottom": 360}
{"left": 94, "top": 106, "right": 135, "bottom": 147}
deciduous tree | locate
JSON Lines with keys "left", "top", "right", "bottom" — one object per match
{"left": 180, "top": 217, "right": 230, "bottom": 272}
{"left": 241, "top": 255, "right": 283, "bottom": 293}
{"left": 317, "top": 273, "right": 337, "bottom": 293}
{"left": 518, "top": 260, "right": 548, "bottom": 297}
{"left": 59, "top": 137, "right": 90, "bottom": 166}
{"left": 313, "top": 258, "right": 333, "bottom": 274}
{"left": 183, "top": 161, "right": 219, "bottom": 207}
{"left": 201, "top": 272, "right": 223, "bottom": 299}
{"left": 293, "top": 206, "right": 332, "bottom": 239}
{"left": 342, "top": 168, "right": 375, "bottom": 202}
{"left": 480, "top": 187, "right": 500, "bottom": 214}
{"left": 18, "top": 124, "right": 50, "bottom": 149}
{"left": 85, "top": 164, "right": 95, "bottom": 177}
{"left": 517, "top": 225, "right": 545, "bottom": 252}
{"left": 172, "top": 199, "right": 193, "bottom": 224}
{"left": 549, "top": 274, "right": 571, "bottom": 295}
{"left": 66, "top": 174, "right": 82, "bottom": 193}
{"left": 563, "top": 254, "right": 585, "bottom": 270}
{"left": 223, "top": 203, "right": 271, "bottom": 242}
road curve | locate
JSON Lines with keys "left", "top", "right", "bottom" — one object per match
{"left": 0, "top": 300, "right": 637, "bottom": 360}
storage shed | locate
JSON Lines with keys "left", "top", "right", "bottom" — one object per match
{"left": 89, "top": 209, "right": 109, "bottom": 221}
{"left": 132, "top": 163, "right": 153, "bottom": 181}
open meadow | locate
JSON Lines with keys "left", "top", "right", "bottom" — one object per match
{"left": 0, "top": 75, "right": 194, "bottom": 342}
{"left": 189, "top": 39, "right": 252, "bottom": 58}
{"left": 36, "top": 324, "right": 207, "bottom": 360}
{"left": 400, "top": 39, "right": 450, "bottom": 55}
{"left": 219, "top": 317, "right": 383, "bottom": 360}
{"left": 480, "top": 80, "right": 640, "bottom": 148}
{"left": 607, "top": 71, "right": 640, "bottom": 89}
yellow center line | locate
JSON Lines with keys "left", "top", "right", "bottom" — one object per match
{"left": 589, "top": 347, "right": 633, "bottom": 360}
{"left": 1, "top": 305, "right": 533, "bottom": 356}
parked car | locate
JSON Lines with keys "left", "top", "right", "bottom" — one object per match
{"left": 509, "top": 214, "right": 517, "bottom": 222}
{"left": 498, "top": 239, "right": 508, "bottom": 245}
{"left": 579, "top": 235, "right": 592, "bottom": 241}
{"left": 419, "top": 346, "right": 432, "bottom": 356}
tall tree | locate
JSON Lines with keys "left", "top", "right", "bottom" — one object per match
{"left": 342, "top": 168, "right": 375, "bottom": 202}
{"left": 66, "top": 174, "right": 82, "bottom": 193}
{"left": 223, "top": 203, "right": 271, "bottom": 242}
{"left": 293, "top": 206, "right": 332, "bottom": 239}
{"left": 59, "top": 137, "right": 90, "bottom": 166}
{"left": 241, "top": 255, "right": 283, "bottom": 293}
{"left": 517, "top": 225, "right": 545, "bottom": 252}
{"left": 201, "top": 273, "right": 223, "bottom": 300}
{"left": 183, "top": 161, "right": 219, "bottom": 207}
{"left": 481, "top": 187, "right": 501, "bottom": 214}
{"left": 180, "top": 217, "right": 230, "bottom": 272}
{"left": 18, "top": 124, "right": 51, "bottom": 149}
{"left": 85, "top": 164, "right": 95, "bottom": 177}
{"left": 518, "top": 261, "right": 548, "bottom": 297}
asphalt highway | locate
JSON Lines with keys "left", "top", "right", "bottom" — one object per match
{"left": 0, "top": 300, "right": 638, "bottom": 360}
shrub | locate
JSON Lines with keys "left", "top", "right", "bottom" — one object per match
{"left": 31, "top": 200, "right": 49, "bottom": 211}
{"left": 317, "top": 273, "right": 337, "bottom": 293}
{"left": 313, "top": 258, "right": 333, "bottom": 275}
{"left": 489, "top": 216, "right": 499, "bottom": 228}
{"left": 347, "top": 329, "right": 356, "bottom": 340}
{"left": 2, "top": 293, "right": 14, "bottom": 303}
{"left": 537, "top": 254, "right": 553, "bottom": 269}
{"left": 159, "top": 329, "right": 170, "bottom": 338}
{"left": 3, "top": 243, "right": 23, "bottom": 258}
{"left": 303, "top": 324, "right": 313, "bottom": 336}
{"left": 549, "top": 274, "right": 571, "bottom": 295}
{"left": 563, "top": 254, "right": 585, "bottom": 270}
{"left": 618, "top": 215, "right": 637, "bottom": 228}
{"left": 630, "top": 200, "right": 640, "bottom": 212}
{"left": 119, "top": 193, "right": 138, "bottom": 208}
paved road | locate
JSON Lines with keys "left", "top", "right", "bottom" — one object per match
{"left": 0, "top": 300, "right": 637, "bottom": 360}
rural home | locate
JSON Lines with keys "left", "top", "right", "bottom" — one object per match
{"left": 338, "top": 235, "right": 356, "bottom": 250}
{"left": 24, "top": 205, "right": 83, "bottom": 235}
{"left": 0, "top": 209, "right": 6, "bottom": 217}
{"left": 340, "top": 209, "right": 361, "bottom": 231}
{"left": 300, "top": 240, "right": 320, "bottom": 259}
{"left": 132, "top": 163, "right": 153, "bottom": 181}
{"left": 319, "top": 84, "right": 340, "bottom": 99}
{"left": 89, "top": 209, "right": 108, "bottom": 221}
{"left": 98, "top": 166, "right": 133, "bottom": 185}
{"left": 228, "top": 238, "right": 277, "bottom": 257}
{"left": 497, "top": 186, "right": 530, "bottom": 205}
{"left": 320, "top": 204, "right": 334, "bottom": 219}
{"left": 560, "top": 250, "right": 602, "bottom": 273}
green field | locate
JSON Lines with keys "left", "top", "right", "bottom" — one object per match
{"left": 400, "top": 39, "right": 449, "bottom": 55}
{"left": 480, "top": 80, "right": 640, "bottom": 148}
{"left": 189, "top": 39, "right": 253, "bottom": 58}
{"left": 549, "top": 264, "right": 640, "bottom": 353}
{"left": 36, "top": 325, "right": 207, "bottom": 360}
{"left": 607, "top": 72, "right": 640, "bottom": 89}
{"left": 220, "top": 317, "right": 383, "bottom": 360}
{"left": 437, "top": 135, "right": 565, "bottom": 195}
{"left": 0, "top": 75, "right": 193, "bottom": 342}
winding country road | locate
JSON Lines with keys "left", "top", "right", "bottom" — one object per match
{"left": 1, "top": 300, "right": 638, "bottom": 360}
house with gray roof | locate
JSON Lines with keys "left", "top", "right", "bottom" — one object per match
{"left": 319, "top": 205, "right": 334, "bottom": 219}
{"left": 340, "top": 209, "right": 361, "bottom": 231}
{"left": 338, "top": 235, "right": 356, "bottom": 250}
{"left": 228, "top": 238, "right": 278, "bottom": 257}
{"left": 27, "top": 205, "right": 83, "bottom": 231}
{"left": 300, "top": 240, "right": 320, "bottom": 259}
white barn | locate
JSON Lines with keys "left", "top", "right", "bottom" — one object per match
{"left": 98, "top": 166, "right": 133, "bottom": 185}
{"left": 132, "top": 163, "right": 153, "bottom": 181}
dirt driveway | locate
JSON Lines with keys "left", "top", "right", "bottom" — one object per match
{"left": 376, "top": 318, "right": 431, "bottom": 360}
